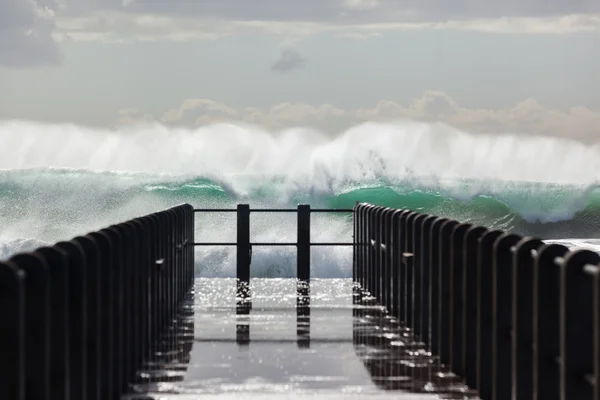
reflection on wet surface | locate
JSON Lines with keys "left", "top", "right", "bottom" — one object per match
{"left": 122, "top": 289, "right": 196, "bottom": 399}
{"left": 353, "top": 286, "right": 478, "bottom": 398}
{"left": 122, "top": 278, "right": 478, "bottom": 399}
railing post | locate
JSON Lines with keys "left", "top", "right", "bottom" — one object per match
{"left": 56, "top": 240, "right": 88, "bottom": 400}
{"left": 353, "top": 201, "right": 358, "bottom": 284}
{"left": 438, "top": 220, "right": 458, "bottom": 371}
{"left": 561, "top": 250, "right": 599, "bottom": 399}
{"left": 491, "top": 233, "right": 522, "bottom": 400}
{"left": 36, "top": 246, "right": 71, "bottom": 400}
{"left": 534, "top": 244, "right": 567, "bottom": 399}
{"left": 10, "top": 253, "right": 51, "bottom": 400}
{"left": 0, "top": 262, "right": 25, "bottom": 400}
{"left": 429, "top": 217, "right": 446, "bottom": 361}
{"left": 237, "top": 204, "right": 251, "bottom": 299}
{"left": 297, "top": 204, "right": 311, "bottom": 282}
{"left": 390, "top": 211, "right": 403, "bottom": 319}
{"left": 463, "top": 226, "right": 487, "bottom": 390}
{"left": 512, "top": 238, "right": 543, "bottom": 400}
{"left": 449, "top": 223, "right": 471, "bottom": 378}
{"left": 476, "top": 230, "right": 503, "bottom": 400}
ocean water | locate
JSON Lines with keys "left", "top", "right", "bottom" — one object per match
{"left": 1, "top": 119, "right": 600, "bottom": 277}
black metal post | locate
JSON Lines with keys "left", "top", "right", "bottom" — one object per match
{"left": 476, "top": 230, "right": 502, "bottom": 400}
{"left": 297, "top": 204, "right": 311, "bottom": 282}
{"left": 438, "top": 220, "right": 457, "bottom": 370}
{"left": 0, "top": 261, "right": 25, "bottom": 400}
{"left": 491, "top": 233, "right": 521, "bottom": 400}
{"left": 463, "top": 226, "right": 486, "bottom": 390}
{"left": 389, "top": 210, "right": 403, "bottom": 320}
{"left": 36, "top": 246, "right": 71, "bottom": 400}
{"left": 429, "top": 217, "right": 446, "bottom": 360}
{"left": 237, "top": 204, "right": 251, "bottom": 300}
{"left": 561, "top": 250, "right": 599, "bottom": 399}
{"left": 11, "top": 253, "right": 51, "bottom": 400}
{"left": 534, "top": 244, "right": 566, "bottom": 400}
{"left": 511, "top": 238, "right": 543, "bottom": 400}
{"left": 56, "top": 240, "right": 88, "bottom": 400}
{"left": 449, "top": 223, "right": 471, "bottom": 377}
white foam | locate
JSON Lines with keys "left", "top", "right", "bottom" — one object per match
{"left": 1, "top": 119, "right": 599, "bottom": 185}
{"left": 0, "top": 238, "right": 50, "bottom": 260}
{"left": 0, "top": 120, "right": 599, "bottom": 275}
{"left": 544, "top": 238, "right": 600, "bottom": 253}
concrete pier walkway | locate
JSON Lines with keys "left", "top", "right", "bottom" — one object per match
{"left": 123, "top": 278, "right": 478, "bottom": 399}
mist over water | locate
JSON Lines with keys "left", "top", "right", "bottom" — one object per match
{"left": 1, "top": 119, "right": 599, "bottom": 276}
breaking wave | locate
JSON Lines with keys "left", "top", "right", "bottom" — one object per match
{"left": 1, "top": 120, "right": 599, "bottom": 276}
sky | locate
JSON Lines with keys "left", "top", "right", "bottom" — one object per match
{"left": 1, "top": 0, "right": 599, "bottom": 141}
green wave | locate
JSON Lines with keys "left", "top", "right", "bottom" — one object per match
{"left": 1, "top": 169, "right": 600, "bottom": 239}
{"left": 139, "top": 176, "right": 600, "bottom": 238}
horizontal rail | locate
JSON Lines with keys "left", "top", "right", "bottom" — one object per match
{"left": 194, "top": 208, "right": 354, "bottom": 213}
{"left": 311, "top": 242, "right": 355, "bottom": 246}
{"left": 194, "top": 242, "right": 237, "bottom": 246}
{"left": 194, "top": 203, "right": 356, "bottom": 282}
{"left": 194, "top": 338, "right": 352, "bottom": 344}
{"left": 194, "top": 208, "right": 237, "bottom": 212}
{"left": 310, "top": 209, "right": 354, "bottom": 213}
{"left": 194, "top": 242, "right": 355, "bottom": 246}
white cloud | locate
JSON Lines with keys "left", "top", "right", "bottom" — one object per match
{"left": 5, "top": 0, "right": 600, "bottom": 66}
{"left": 357, "top": 92, "right": 600, "bottom": 141}
{"left": 50, "top": 1, "right": 600, "bottom": 44}
{"left": 161, "top": 98, "right": 239, "bottom": 126}
{"left": 116, "top": 91, "right": 600, "bottom": 142}
{"left": 50, "top": 12, "right": 600, "bottom": 45}
{"left": 344, "top": 0, "right": 380, "bottom": 11}
{"left": 58, "top": 0, "right": 600, "bottom": 22}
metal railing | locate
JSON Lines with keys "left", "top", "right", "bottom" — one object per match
{"left": 0, "top": 204, "right": 195, "bottom": 400}
{"left": 353, "top": 203, "right": 600, "bottom": 400}
{"left": 194, "top": 204, "right": 354, "bottom": 285}
{"left": 4, "top": 200, "right": 597, "bottom": 399}
{"left": 194, "top": 204, "right": 354, "bottom": 350}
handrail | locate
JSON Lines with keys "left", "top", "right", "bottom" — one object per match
{"left": 194, "top": 208, "right": 353, "bottom": 213}
{"left": 0, "top": 204, "right": 195, "bottom": 400}
{"left": 353, "top": 203, "right": 600, "bottom": 399}
{"left": 193, "top": 204, "right": 355, "bottom": 285}
{"left": 193, "top": 242, "right": 355, "bottom": 246}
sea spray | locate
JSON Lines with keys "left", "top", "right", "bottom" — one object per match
{"left": 0, "top": 119, "right": 599, "bottom": 276}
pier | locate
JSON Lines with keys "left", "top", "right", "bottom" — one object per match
{"left": 1, "top": 203, "right": 599, "bottom": 399}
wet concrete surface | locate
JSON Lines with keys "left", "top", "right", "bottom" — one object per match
{"left": 122, "top": 278, "right": 478, "bottom": 399}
